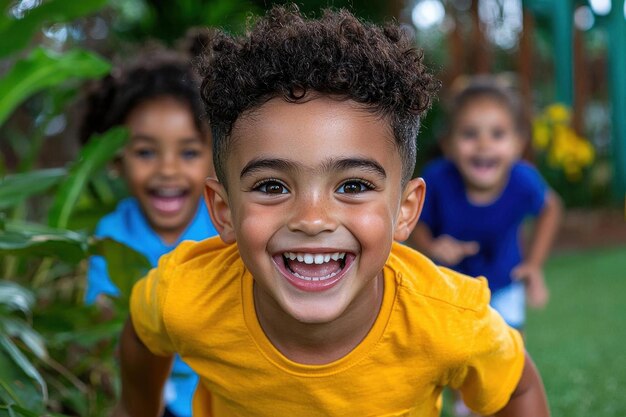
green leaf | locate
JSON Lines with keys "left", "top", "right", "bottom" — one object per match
{"left": 0, "top": 168, "right": 67, "bottom": 210}
{"left": 0, "top": 282, "right": 34, "bottom": 315}
{"left": 47, "top": 127, "right": 128, "bottom": 229}
{"left": 0, "top": 404, "right": 41, "bottom": 417}
{"left": 0, "top": 335, "right": 46, "bottom": 403}
{"left": 0, "top": 0, "right": 108, "bottom": 58}
{"left": 0, "top": 345, "right": 33, "bottom": 407}
{"left": 1, "top": 318, "right": 48, "bottom": 361}
{"left": 0, "top": 47, "right": 110, "bottom": 126}
{"left": 50, "top": 320, "right": 123, "bottom": 348}
{"left": 0, "top": 230, "right": 88, "bottom": 264}
{"left": 90, "top": 238, "right": 151, "bottom": 306}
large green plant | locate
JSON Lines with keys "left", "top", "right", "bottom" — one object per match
{"left": 0, "top": 0, "right": 149, "bottom": 415}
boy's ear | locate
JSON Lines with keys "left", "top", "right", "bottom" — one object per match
{"left": 393, "top": 177, "right": 425, "bottom": 242}
{"left": 204, "top": 178, "right": 236, "bottom": 244}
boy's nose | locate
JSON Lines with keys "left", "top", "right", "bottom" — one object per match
{"left": 287, "top": 192, "right": 338, "bottom": 236}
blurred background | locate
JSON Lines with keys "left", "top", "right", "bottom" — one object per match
{"left": 0, "top": 1, "right": 624, "bottom": 416}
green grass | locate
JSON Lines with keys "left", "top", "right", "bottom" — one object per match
{"left": 526, "top": 246, "right": 626, "bottom": 417}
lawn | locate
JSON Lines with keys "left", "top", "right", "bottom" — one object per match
{"left": 440, "top": 245, "right": 626, "bottom": 417}
{"left": 525, "top": 245, "right": 626, "bottom": 417}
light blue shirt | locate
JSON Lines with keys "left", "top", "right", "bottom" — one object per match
{"left": 86, "top": 197, "right": 218, "bottom": 417}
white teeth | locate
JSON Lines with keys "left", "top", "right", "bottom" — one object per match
{"left": 293, "top": 270, "right": 339, "bottom": 281}
{"left": 283, "top": 251, "right": 346, "bottom": 264}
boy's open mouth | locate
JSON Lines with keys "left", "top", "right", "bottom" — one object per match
{"left": 273, "top": 251, "right": 355, "bottom": 291}
{"left": 283, "top": 252, "right": 346, "bottom": 281}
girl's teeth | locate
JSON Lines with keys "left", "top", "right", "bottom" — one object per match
{"left": 304, "top": 254, "right": 314, "bottom": 264}
{"left": 314, "top": 254, "right": 324, "bottom": 264}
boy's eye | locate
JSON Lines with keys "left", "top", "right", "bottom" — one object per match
{"left": 336, "top": 179, "right": 373, "bottom": 194}
{"left": 253, "top": 180, "right": 289, "bottom": 194}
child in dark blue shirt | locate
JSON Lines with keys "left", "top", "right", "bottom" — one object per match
{"left": 408, "top": 78, "right": 561, "bottom": 417}
{"left": 408, "top": 79, "right": 562, "bottom": 329}
{"left": 81, "top": 54, "right": 217, "bottom": 417}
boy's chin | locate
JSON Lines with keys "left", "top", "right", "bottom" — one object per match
{"left": 280, "top": 298, "right": 350, "bottom": 325}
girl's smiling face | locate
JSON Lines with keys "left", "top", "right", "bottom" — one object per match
{"left": 445, "top": 97, "right": 523, "bottom": 203}
{"left": 122, "top": 96, "right": 212, "bottom": 244}
{"left": 205, "top": 96, "right": 424, "bottom": 326}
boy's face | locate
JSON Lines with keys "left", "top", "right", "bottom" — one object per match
{"left": 205, "top": 96, "right": 424, "bottom": 325}
{"left": 122, "top": 97, "right": 213, "bottom": 244}
{"left": 445, "top": 97, "right": 523, "bottom": 198}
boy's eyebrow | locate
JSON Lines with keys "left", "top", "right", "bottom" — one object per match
{"left": 240, "top": 157, "right": 386, "bottom": 179}
{"left": 240, "top": 158, "right": 300, "bottom": 179}
{"left": 326, "top": 158, "right": 387, "bottom": 179}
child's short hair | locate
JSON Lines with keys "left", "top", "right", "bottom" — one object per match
{"left": 197, "top": 5, "right": 439, "bottom": 185}
{"left": 80, "top": 52, "right": 207, "bottom": 144}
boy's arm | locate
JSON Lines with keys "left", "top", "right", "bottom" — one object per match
{"left": 111, "top": 318, "right": 173, "bottom": 417}
{"left": 494, "top": 351, "right": 550, "bottom": 417}
{"left": 408, "top": 223, "right": 479, "bottom": 266}
{"left": 512, "top": 190, "right": 562, "bottom": 308}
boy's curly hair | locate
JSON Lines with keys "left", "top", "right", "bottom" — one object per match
{"left": 80, "top": 53, "right": 207, "bottom": 145}
{"left": 198, "top": 5, "right": 440, "bottom": 185}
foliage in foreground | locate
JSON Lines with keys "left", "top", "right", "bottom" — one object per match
{"left": 0, "top": 1, "right": 149, "bottom": 414}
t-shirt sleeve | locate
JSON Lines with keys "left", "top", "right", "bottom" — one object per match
{"left": 517, "top": 162, "right": 548, "bottom": 216}
{"left": 130, "top": 253, "right": 176, "bottom": 357}
{"left": 448, "top": 303, "right": 526, "bottom": 415}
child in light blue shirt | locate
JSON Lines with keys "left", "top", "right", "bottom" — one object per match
{"left": 81, "top": 55, "right": 217, "bottom": 417}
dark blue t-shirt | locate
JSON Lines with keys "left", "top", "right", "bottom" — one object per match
{"left": 419, "top": 158, "right": 547, "bottom": 293}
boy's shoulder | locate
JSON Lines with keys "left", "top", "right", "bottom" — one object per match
{"left": 388, "top": 243, "right": 490, "bottom": 313}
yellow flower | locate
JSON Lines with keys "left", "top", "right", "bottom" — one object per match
{"left": 546, "top": 103, "right": 571, "bottom": 124}
{"left": 533, "top": 103, "right": 595, "bottom": 182}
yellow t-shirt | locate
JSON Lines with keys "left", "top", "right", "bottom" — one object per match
{"left": 131, "top": 237, "right": 524, "bottom": 417}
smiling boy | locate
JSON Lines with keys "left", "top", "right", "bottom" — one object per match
{"left": 113, "top": 6, "right": 549, "bottom": 417}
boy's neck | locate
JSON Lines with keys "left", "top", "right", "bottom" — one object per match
{"left": 253, "top": 273, "right": 385, "bottom": 365}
